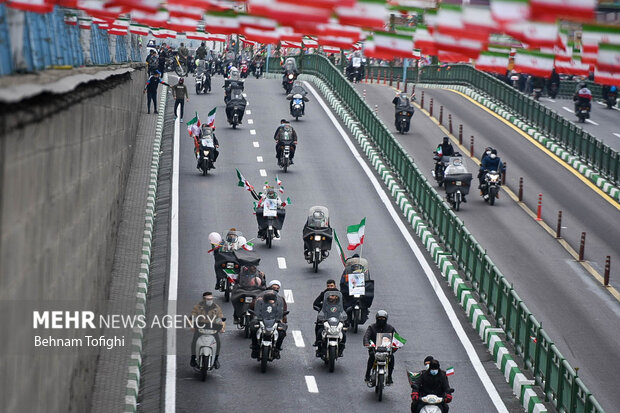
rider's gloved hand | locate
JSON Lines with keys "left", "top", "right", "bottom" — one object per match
{"left": 411, "top": 391, "right": 419, "bottom": 401}
{"left": 445, "top": 394, "right": 453, "bottom": 403}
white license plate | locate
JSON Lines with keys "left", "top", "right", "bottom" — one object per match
{"left": 245, "top": 297, "right": 253, "bottom": 303}
{"left": 314, "top": 235, "right": 322, "bottom": 241}
{"left": 456, "top": 182, "right": 462, "bottom": 186}
{"left": 226, "top": 263, "right": 234, "bottom": 269}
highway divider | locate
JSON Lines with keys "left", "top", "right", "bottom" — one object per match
{"left": 267, "top": 54, "right": 605, "bottom": 413}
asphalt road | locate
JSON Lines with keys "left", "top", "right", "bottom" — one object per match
{"left": 537, "top": 96, "right": 620, "bottom": 152}
{"left": 352, "top": 81, "right": 620, "bottom": 413}
{"left": 167, "top": 74, "right": 525, "bottom": 412}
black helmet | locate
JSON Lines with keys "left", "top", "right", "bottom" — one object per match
{"left": 443, "top": 136, "right": 450, "bottom": 143}
{"left": 376, "top": 310, "right": 388, "bottom": 323}
{"left": 579, "top": 82, "right": 587, "bottom": 89}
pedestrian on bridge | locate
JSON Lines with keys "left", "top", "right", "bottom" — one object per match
{"left": 171, "top": 78, "right": 189, "bottom": 122}
{"left": 143, "top": 71, "right": 170, "bottom": 114}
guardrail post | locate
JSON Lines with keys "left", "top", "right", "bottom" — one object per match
{"left": 376, "top": 70, "right": 379, "bottom": 84}
{"left": 604, "top": 256, "right": 611, "bottom": 286}
{"left": 364, "top": 70, "right": 368, "bottom": 83}
{"left": 556, "top": 211, "right": 562, "bottom": 238}
{"left": 439, "top": 105, "right": 443, "bottom": 125}
{"left": 374, "top": 104, "right": 378, "bottom": 114}
{"left": 383, "top": 69, "right": 387, "bottom": 85}
{"left": 404, "top": 80, "right": 408, "bottom": 93}
{"left": 430, "top": 98, "right": 433, "bottom": 117}
{"left": 448, "top": 114, "right": 453, "bottom": 134}
{"left": 518, "top": 177, "right": 523, "bottom": 202}
{"left": 469, "top": 135, "right": 474, "bottom": 157}
{"left": 536, "top": 194, "right": 543, "bottom": 221}
{"left": 396, "top": 76, "right": 400, "bottom": 90}
{"left": 502, "top": 162, "right": 506, "bottom": 185}
{"left": 578, "top": 232, "right": 586, "bottom": 261}
{"left": 421, "top": 91, "right": 424, "bottom": 108}
{"left": 458, "top": 124, "right": 463, "bottom": 145}
{"left": 363, "top": 89, "right": 366, "bottom": 100}
{"left": 389, "top": 71, "right": 393, "bottom": 86}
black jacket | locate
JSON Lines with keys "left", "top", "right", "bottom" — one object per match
{"left": 363, "top": 322, "right": 397, "bottom": 347}
{"left": 313, "top": 287, "right": 339, "bottom": 311}
{"left": 273, "top": 124, "right": 298, "bottom": 143}
{"left": 411, "top": 369, "right": 451, "bottom": 397}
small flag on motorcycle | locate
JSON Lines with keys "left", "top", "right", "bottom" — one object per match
{"left": 392, "top": 332, "right": 407, "bottom": 348}
{"left": 333, "top": 230, "right": 347, "bottom": 267}
{"left": 187, "top": 111, "right": 200, "bottom": 127}
{"left": 276, "top": 175, "right": 282, "bottom": 186}
{"left": 278, "top": 186, "right": 284, "bottom": 194}
{"left": 206, "top": 107, "right": 216, "bottom": 127}
{"left": 346, "top": 217, "right": 366, "bottom": 250}
{"left": 446, "top": 366, "right": 455, "bottom": 376}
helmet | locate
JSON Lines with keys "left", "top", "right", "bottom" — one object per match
{"left": 442, "top": 136, "right": 450, "bottom": 144}
{"left": 268, "top": 280, "right": 281, "bottom": 289}
{"left": 376, "top": 310, "right": 388, "bottom": 321}
{"left": 267, "top": 188, "right": 277, "bottom": 199}
{"left": 579, "top": 82, "right": 586, "bottom": 89}
{"left": 225, "top": 231, "right": 238, "bottom": 244}
{"left": 201, "top": 41, "right": 205, "bottom": 46}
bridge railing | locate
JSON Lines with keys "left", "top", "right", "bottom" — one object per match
{"left": 282, "top": 53, "right": 605, "bottom": 413}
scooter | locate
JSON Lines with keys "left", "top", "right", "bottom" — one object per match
{"left": 278, "top": 144, "right": 292, "bottom": 173}
{"left": 576, "top": 104, "right": 590, "bottom": 123}
{"left": 192, "top": 319, "right": 225, "bottom": 381}
{"left": 419, "top": 392, "right": 454, "bottom": 413}
{"left": 290, "top": 94, "right": 304, "bottom": 120}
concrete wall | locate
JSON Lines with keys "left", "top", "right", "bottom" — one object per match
{"left": 0, "top": 65, "right": 146, "bottom": 412}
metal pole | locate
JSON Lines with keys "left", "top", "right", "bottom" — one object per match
{"left": 403, "top": 58, "right": 409, "bottom": 83}
{"left": 578, "top": 232, "right": 586, "bottom": 261}
{"left": 439, "top": 105, "right": 443, "bottom": 125}
{"left": 556, "top": 211, "right": 563, "bottom": 238}
{"left": 536, "top": 194, "right": 543, "bottom": 221}
{"left": 458, "top": 124, "right": 463, "bottom": 145}
{"left": 470, "top": 135, "right": 474, "bottom": 157}
{"left": 604, "top": 256, "right": 610, "bottom": 286}
{"left": 518, "top": 177, "right": 523, "bottom": 202}
{"left": 266, "top": 44, "right": 271, "bottom": 73}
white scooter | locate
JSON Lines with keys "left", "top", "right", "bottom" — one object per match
{"left": 420, "top": 392, "right": 454, "bottom": 413}
{"left": 193, "top": 318, "right": 225, "bottom": 381}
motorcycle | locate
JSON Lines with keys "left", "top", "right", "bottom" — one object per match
{"left": 174, "top": 54, "right": 188, "bottom": 77}
{"left": 576, "top": 103, "right": 590, "bottom": 123}
{"left": 195, "top": 65, "right": 211, "bottom": 95}
{"left": 256, "top": 205, "right": 286, "bottom": 248}
{"left": 283, "top": 73, "right": 295, "bottom": 94}
{"left": 254, "top": 64, "right": 262, "bottom": 79}
{"left": 302, "top": 206, "right": 333, "bottom": 272}
{"left": 226, "top": 87, "right": 246, "bottom": 129}
{"left": 347, "top": 65, "right": 363, "bottom": 82}
{"left": 290, "top": 93, "right": 305, "bottom": 120}
{"left": 420, "top": 393, "right": 454, "bottom": 413}
{"left": 197, "top": 137, "right": 215, "bottom": 175}
{"left": 366, "top": 336, "right": 394, "bottom": 401}
{"left": 251, "top": 308, "right": 289, "bottom": 373}
{"left": 342, "top": 257, "right": 374, "bottom": 333}
{"left": 532, "top": 87, "right": 542, "bottom": 101}
{"left": 444, "top": 172, "right": 472, "bottom": 211}
{"left": 395, "top": 109, "right": 413, "bottom": 134}
{"left": 192, "top": 318, "right": 225, "bottom": 381}
{"left": 431, "top": 153, "right": 452, "bottom": 187}
{"left": 214, "top": 246, "right": 260, "bottom": 302}
{"left": 607, "top": 91, "right": 617, "bottom": 109}
{"left": 315, "top": 291, "right": 347, "bottom": 373}
{"left": 481, "top": 169, "right": 501, "bottom": 205}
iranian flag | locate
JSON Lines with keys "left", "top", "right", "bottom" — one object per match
{"left": 529, "top": 0, "right": 596, "bottom": 22}
{"left": 248, "top": 0, "right": 331, "bottom": 24}
{"left": 597, "top": 43, "right": 620, "bottom": 73}
{"left": 186, "top": 30, "right": 210, "bottom": 40}
{"left": 7, "top": 0, "right": 53, "bottom": 13}
{"left": 105, "top": 0, "right": 160, "bottom": 13}
{"left": 303, "top": 37, "right": 319, "bottom": 48}
{"left": 205, "top": 12, "right": 239, "bottom": 35}
{"left": 333, "top": 230, "right": 347, "bottom": 266}
{"left": 167, "top": 2, "right": 204, "bottom": 19}
{"left": 490, "top": 0, "right": 530, "bottom": 25}
{"left": 504, "top": 21, "right": 559, "bottom": 49}
{"left": 435, "top": 4, "right": 468, "bottom": 39}
{"left": 208, "top": 34, "right": 227, "bottom": 42}
{"left": 318, "top": 22, "right": 362, "bottom": 42}
{"left": 130, "top": 24, "right": 150, "bottom": 36}
{"left": 446, "top": 366, "right": 455, "bottom": 376}
{"left": 236, "top": 169, "right": 256, "bottom": 193}
{"left": 414, "top": 25, "right": 436, "bottom": 56}
{"left": 371, "top": 31, "right": 415, "bottom": 59}
{"left": 166, "top": 16, "right": 198, "bottom": 33}
{"left": 206, "top": 107, "right": 216, "bottom": 127}
{"left": 346, "top": 217, "right": 366, "bottom": 250}
{"left": 64, "top": 14, "right": 78, "bottom": 26}
{"left": 109, "top": 18, "right": 130, "bottom": 36}
{"left": 595, "top": 68, "right": 620, "bottom": 87}
{"left": 514, "top": 49, "right": 554, "bottom": 77}
{"left": 434, "top": 32, "right": 487, "bottom": 59}
{"left": 244, "top": 27, "right": 281, "bottom": 44}
{"left": 187, "top": 112, "right": 201, "bottom": 128}
{"left": 392, "top": 332, "right": 407, "bottom": 348}
{"left": 78, "top": 0, "right": 122, "bottom": 21}
{"left": 336, "top": 0, "right": 388, "bottom": 30}
{"left": 475, "top": 51, "right": 510, "bottom": 74}
{"left": 78, "top": 17, "right": 92, "bottom": 30}
{"left": 318, "top": 35, "right": 357, "bottom": 50}
{"left": 239, "top": 14, "right": 278, "bottom": 31}
{"left": 93, "top": 18, "right": 110, "bottom": 30}
{"left": 581, "top": 24, "right": 620, "bottom": 55}
{"left": 131, "top": 9, "right": 169, "bottom": 28}
{"left": 322, "top": 45, "right": 341, "bottom": 54}
{"left": 554, "top": 58, "right": 590, "bottom": 76}
{"left": 463, "top": 5, "right": 499, "bottom": 40}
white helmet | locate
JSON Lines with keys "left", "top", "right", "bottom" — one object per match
{"left": 268, "top": 280, "right": 282, "bottom": 289}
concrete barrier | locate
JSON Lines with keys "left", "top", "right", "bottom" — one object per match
{"left": 0, "top": 65, "right": 147, "bottom": 412}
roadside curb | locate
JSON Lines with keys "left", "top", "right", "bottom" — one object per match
{"left": 124, "top": 73, "right": 168, "bottom": 413}
{"left": 306, "top": 74, "right": 548, "bottom": 413}
{"left": 415, "top": 83, "right": 620, "bottom": 203}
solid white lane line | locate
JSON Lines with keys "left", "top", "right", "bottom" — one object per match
{"left": 246, "top": 110, "right": 252, "bottom": 114}
{"left": 260, "top": 169, "right": 267, "bottom": 177}
{"left": 248, "top": 119, "right": 254, "bottom": 124}
{"left": 284, "top": 289, "right": 294, "bottom": 303}
{"left": 292, "top": 330, "right": 305, "bottom": 347}
{"left": 165, "top": 108, "right": 181, "bottom": 413}
{"left": 613, "top": 133, "right": 620, "bottom": 139}
{"left": 305, "top": 80, "right": 509, "bottom": 413}
{"left": 253, "top": 141, "right": 260, "bottom": 148}
{"left": 277, "top": 257, "right": 287, "bottom": 269}
{"left": 586, "top": 119, "right": 599, "bottom": 125}
{"left": 562, "top": 106, "right": 574, "bottom": 113}
{"left": 547, "top": 99, "right": 556, "bottom": 103}
{"left": 257, "top": 156, "right": 263, "bottom": 163}
{"left": 305, "top": 376, "right": 319, "bottom": 393}
{"left": 250, "top": 129, "right": 256, "bottom": 135}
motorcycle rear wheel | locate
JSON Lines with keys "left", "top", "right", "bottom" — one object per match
{"left": 224, "top": 278, "right": 231, "bottom": 302}
{"left": 200, "top": 355, "right": 208, "bottom": 381}
{"left": 244, "top": 319, "right": 251, "bottom": 338}
{"left": 283, "top": 160, "right": 288, "bottom": 173}
{"left": 352, "top": 309, "right": 359, "bottom": 334}
{"left": 260, "top": 346, "right": 269, "bottom": 373}
{"left": 328, "top": 346, "right": 336, "bottom": 373}
{"left": 266, "top": 232, "right": 272, "bottom": 249}
{"left": 313, "top": 251, "right": 320, "bottom": 273}
{"left": 376, "top": 373, "right": 384, "bottom": 401}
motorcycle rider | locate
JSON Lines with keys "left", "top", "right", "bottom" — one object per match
{"left": 411, "top": 359, "right": 453, "bottom": 413}
{"left": 363, "top": 310, "right": 398, "bottom": 385}
{"left": 274, "top": 119, "right": 298, "bottom": 164}
{"left": 312, "top": 279, "right": 338, "bottom": 346}
{"left": 282, "top": 57, "right": 299, "bottom": 86}
{"left": 256, "top": 188, "right": 286, "bottom": 239}
{"left": 303, "top": 207, "right": 330, "bottom": 261}
{"left": 392, "top": 92, "right": 414, "bottom": 131}
{"left": 196, "top": 42, "right": 207, "bottom": 60}
{"left": 478, "top": 149, "right": 505, "bottom": 192}
{"left": 231, "top": 264, "right": 266, "bottom": 323}
{"left": 286, "top": 80, "right": 310, "bottom": 115}
{"left": 340, "top": 254, "right": 373, "bottom": 325}
{"left": 313, "top": 291, "right": 347, "bottom": 357}
{"left": 212, "top": 228, "right": 243, "bottom": 289}
{"left": 434, "top": 136, "right": 455, "bottom": 179}
{"left": 443, "top": 156, "right": 468, "bottom": 203}
{"left": 573, "top": 82, "right": 592, "bottom": 113}
{"left": 190, "top": 291, "right": 225, "bottom": 369}
{"left": 195, "top": 124, "right": 219, "bottom": 170}
{"left": 250, "top": 280, "right": 288, "bottom": 358}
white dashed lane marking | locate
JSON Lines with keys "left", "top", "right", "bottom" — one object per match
{"left": 260, "top": 169, "right": 267, "bottom": 177}
{"left": 250, "top": 129, "right": 256, "bottom": 135}
{"left": 284, "top": 289, "right": 294, "bottom": 303}
{"left": 613, "top": 133, "right": 620, "bottom": 139}
{"left": 253, "top": 141, "right": 260, "bottom": 147}
{"left": 248, "top": 119, "right": 254, "bottom": 124}
{"left": 585, "top": 119, "right": 599, "bottom": 125}
{"left": 277, "top": 257, "right": 287, "bottom": 269}
{"left": 246, "top": 110, "right": 252, "bottom": 115}
{"left": 562, "top": 106, "right": 574, "bottom": 113}
{"left": 257, "top": 156, "right": 263, "bottom": 163}
{"left": 292, "top": 330, "right": 304, "bottom": 347}
{"left": 305, "top": 376, "right": 318, "bottom": 393}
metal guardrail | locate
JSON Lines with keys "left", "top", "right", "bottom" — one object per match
{"left": 268, "top": 54, "right": 605, "bottom": 413}
{"left": 0, "top": 4, "right": 141, "bottom": 76}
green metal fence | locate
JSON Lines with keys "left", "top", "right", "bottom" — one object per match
{"left": 281, "top": 53, "right": 604, "bottom": 413}
{"left": 412, "top": 64, "right": 619, "bottom": 186}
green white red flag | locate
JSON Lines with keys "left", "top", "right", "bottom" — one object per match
{"left": 392, "top": 332, "right": 407, "bottom": 348}
{"left": 446, "top": 366, "right": 455, "bottom": 376}
{"left": 236, "top": 169, "right": 255, "bottom": 193}
{"left": 206, "top": 108, "right": 216, "bottom": 127}
{"left": 368, "top": 31, "right": 415, "bottom": 59}
{"left": 490, "top": 0, "right": 530, "bottom": 25}
{"left": 596, "top": 43, "right": 620, "bottom": 73}
{"left": 475, "top": 51, "right": 510, "bottom": 74}
{"left": 336, "top": 0, "right": 388, "bottom": 30}
{"left": 553, "top": 58, "right": 590, "bottom": 77}
{"left": 346, "top": 217, "right": 366, "bottom": 250}
{"left": 595, "top": 68, "right": 620, "bottom": 87}
{"left": 514, "top": 49, "right": 554, "bottom": 78}
{"left": 529, "top": 0, "right": 596, "bottom": 22}
{"left": 333, "top": 230, "right": 347, "bottom": 266}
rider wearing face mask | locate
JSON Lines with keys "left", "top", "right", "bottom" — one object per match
{"left": 411, "top": 359, "right": 453, "bottom": 413}
{"left": 478, "top": 149, "right": 505, "bottom": 190}
{"left": 190, "top": 292, "right": 225, "bottom": 369}
{"left": 363, "top": 310, "right": 398, "bottom": 385}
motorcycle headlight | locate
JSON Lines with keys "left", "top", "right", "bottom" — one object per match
{"left": 314, "top": 235, "right": 322, "bottom": 241}
{"left": 203, "top": 150, "right": 209, "bottom": 156}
